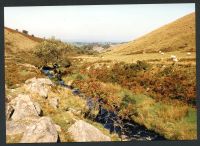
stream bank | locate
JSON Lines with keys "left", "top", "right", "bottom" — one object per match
{"left": 41, "top": 66, "right": 166, "bottom": 141}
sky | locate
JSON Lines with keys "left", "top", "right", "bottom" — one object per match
{"left": 4, "top": 3, "right": 195, "bottom": 43}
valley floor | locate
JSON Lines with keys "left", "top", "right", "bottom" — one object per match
{"left": 72, "top": 51, "right": 196, "bottom": 65}
{"left": 5, "top": 50, "right": 197, "bottom": 142}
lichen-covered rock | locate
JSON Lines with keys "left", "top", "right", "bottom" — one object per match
{"left": 10, "top": 94, "right": 41, "bottom": 120}
{"left": 20, "top": 117, "right": 58, "bottom": 143}
{"left": 68, "top": 120, "right": 111, "bottom": 142}
{"left": 6, "top": 117, "right": 39, "bottom": 136}
{"left": 6, "top": 121, "right": 26, "bottom": 135}
{"left": 24, "top": 77, "right": 53, "bottom": 98}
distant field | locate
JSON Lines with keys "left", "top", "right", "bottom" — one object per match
{"left": 72, "top": 51, "right": 196, "bottom": 66}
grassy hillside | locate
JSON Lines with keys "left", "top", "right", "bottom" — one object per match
{"left": 4, "top": 27, "right": 44, "bottom": 54}
{"left": 105, "top": 12, "right": 195, "bottom": 55}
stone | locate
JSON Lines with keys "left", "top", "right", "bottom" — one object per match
{"left": 24, "top": 77, "right": 53, "bottom": 98}
{"left": 68, "top": 120, "right": 111, "bottom": 142}
{"left": 6, "top": 117, "right": 39, "bottom": 136}
{"left": 10, "top": 94, "right": 41, "bottom": 120}
{"left": 20, "top": 117, "right": 58, "bottom": 143}
{"left": 6, "top": 121, "right": 28, "bottom": 135}
{"left": 25, "top": 77, "right": 53, "bottom": 85}
{"left": 48, "top": 97, "right": 59, "bottom": 109}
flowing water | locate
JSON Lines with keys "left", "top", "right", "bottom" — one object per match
{"left": 41, "top": 67, "right": 166, "bottom": 141}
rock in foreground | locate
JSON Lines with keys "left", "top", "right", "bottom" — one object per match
{"left": 10, "top": 94, "right": 41, "bottom": 120}
{"left": 68, "top": 120, "right": 111, "bottom": 142}
{"left": 24, "top": 77, "right": 53, "bottom": 98}
{"left": 20, "top": 117, "right": 58, "bottom": 143}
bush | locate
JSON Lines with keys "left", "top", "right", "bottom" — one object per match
{"left": 58, "top": 58, "right": 71, "bottom": 68}
{"left": 129, "top": 60, "right": 151, "bottom": 71}
{"left": 34, "top": 39, "right": 71, "bottom": 66}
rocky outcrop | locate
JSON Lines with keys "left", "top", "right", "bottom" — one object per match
{"left": 20, "top": 117, "right": 58, "bottom": 143}
{"left": 68, "top": 120, "right": 111, "bottom": 142}
{"left": 24, "top": 77, "right": 53, "bottom": 98}
{"left": 10, "top": 94, "right": 41, "bottom": 121}
{"left": 6, "top": 78, "right": 60, "bottom": 143}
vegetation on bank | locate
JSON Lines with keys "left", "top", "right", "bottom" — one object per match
{"left": 61, "top": 60, "right": 197, "bottom": 140}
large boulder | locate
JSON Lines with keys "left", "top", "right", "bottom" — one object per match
{"left": 24, "top": 77, "right": 53, "bottom": 98}
{"left": 6, "top": 121, "right": 27, "bottom": 135}
{"left": 68, "top": 120, "right": 111, "bottom": 142}
{"left": 6, "top": 116, "right": 39, "bottom": 136}
{"left": 20, "top": 117, "right": 58, "bottom": 143}
{"left": 10, "top": 94, "right": 42, "bottom": 120}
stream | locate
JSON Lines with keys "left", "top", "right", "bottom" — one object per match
{"left": 41, "top": 66, "right": 166, "bottom": 141}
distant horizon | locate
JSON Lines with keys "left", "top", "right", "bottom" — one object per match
{"left": 4, "top": 4, "right": 195, "bottom": 42}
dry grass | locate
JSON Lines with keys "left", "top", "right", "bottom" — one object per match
{"left": 72, "top": 76, "right": 197, "bottom": 140}
{"left": 130, "top": 97, "right": 197, "bottom": 140}
{"left": 5, "top": 57, "right": 43, "bottom": 88}
{"left": 105, "top": 12, "right": 195, "bottom": 55}
{"left": 73, "top": 51, "right": 196, "bottom": 67}
{"left": 4, "top": 27, "right": 40, "bottom": 54}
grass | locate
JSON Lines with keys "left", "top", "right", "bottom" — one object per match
{"left": 72, "top": 77, "right": 197, "bottom": 140}
{"left": 73, "top": 51, "right": 196, "bottom": 67}
{"left": 63, "top": 73, "right": 89, "bottom": 83}
{"left": 118, "top": 90, "right": 197, "bottom": 140}
{"left": 5, "top": 55, "right": 43, "bottom": 88}
{"left": 104, "top": 13, "right": 195, "bottom": 55}
{"left": 127, "top": 93, "right": 197, "bottom": 140}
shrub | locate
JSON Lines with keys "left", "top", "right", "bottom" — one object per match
{"left": 22, "top": 30, "right": 28, "bottom": 34}
{"left": 34, "top": 39, "right": 72, "bottom": 66}
{"left": 129, "top": 60, "right": 151, "bottom": 71}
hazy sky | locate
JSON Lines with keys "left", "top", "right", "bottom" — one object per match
{"left": 4, "top": 4, "right": 195, "bottom": 42}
